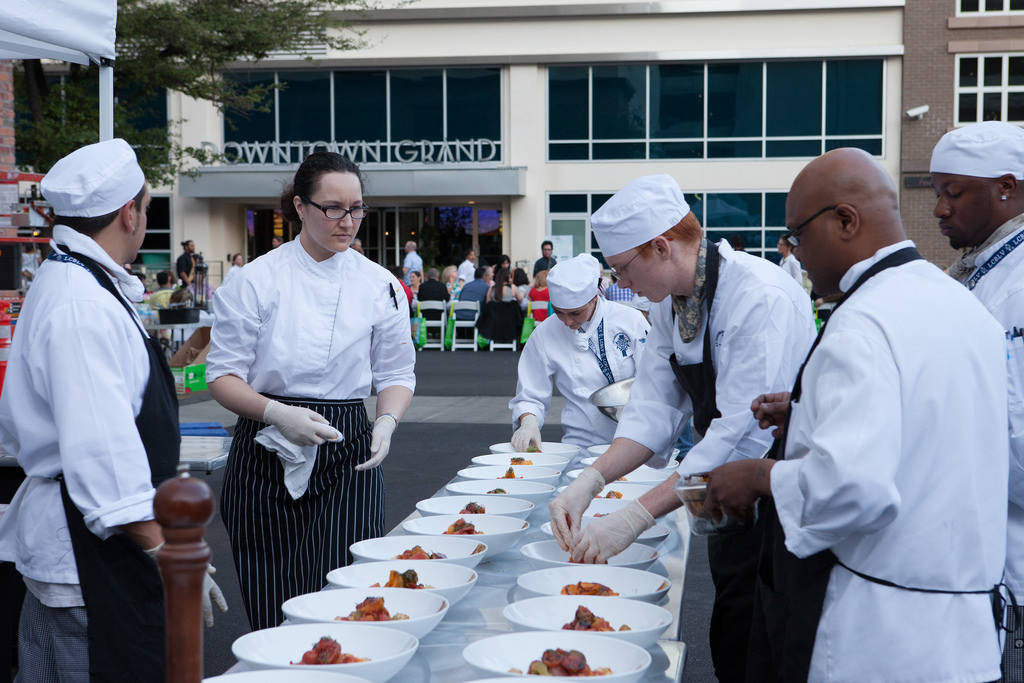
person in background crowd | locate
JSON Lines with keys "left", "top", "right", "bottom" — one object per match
{"left": 777, "top": 235, "right": 803, "bottom": 283}
{"left": 270, "top": 235, "right": 284, "bottom": 249}
{"left": 147, "top": 270, "right": 175, "bottom": 309}
{"left": 709, "top": 148, "right": 1009, "bottom": 683}
{"left": 441, "top": 264, "right": 461, "bottom": 298}
{"left": 603, "top": 277, "right": 635, "bottom": 303}
{"left": 390, "top": 265, "right": 414, "bottom": 307}
{"left": 456, "top": 265, "right": 491, "bottom": 319}
{"left": 418, "top": 267, "right": 450, "bottom": 321}
{"left": 727, "top": 234, "right": 747, "bottom": 252}
{"left": 208, "top": 151, "right": 414, "bottom": 630}
{"left": 488, "top": 266, "right": 522, "bottom": 305}
{"left": 510, "top": 254, "right": 649, "bottom": 458}
{"left": 20, "top": 243, "right": 40, "bottom": 293}
{"left": 458, "top": 248, "right": 477, "bottom": 285}
{"left": 408, "top": 270, "right": 422, "bottom": 299}
{"left": 0, "top": 139, "right": 227, "bottom": 682}
{"left": 350, "top": 238, "right": 364, "bottom": 255}
{"left": 529, "top": 269, "right": 551, "bottom": 322}
{"left": 929, "top": 120, "right": 1024, "bottom": 682}
{"left": 225, "top": 252, "right": 244, "bottom": 279}
{"left": 534, "top": 239, "right": 557, "bottom": 275}
{"left": 496, "top": 254, "right": 511, "bottom": 273}
{"left": 176, "top": 239, "right": 196, "bottom": 286}
{"left": 402, "top": 241, "right": 423, "bottom": 286}
{"left": 513, "top": 267, "right": 531, "bottom": 311}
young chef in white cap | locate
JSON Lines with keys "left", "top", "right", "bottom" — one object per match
{"left": 549, "top": 174, "right": 815, "bottom": 683}
{"left": 208, "top": 151, "right": 415, "bottom": 630}
{"left": 509, "top": 254, "right": 649, "bottom": 456}
{"left": 930, "top": 120, "right": 1024, "bottom": 681}
{"left": 0, "top": 138, "right": 226, "bottom": 681}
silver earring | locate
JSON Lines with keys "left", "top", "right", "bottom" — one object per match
{"left": 1002, "top": 195, "right": 1008, "bottom": 201}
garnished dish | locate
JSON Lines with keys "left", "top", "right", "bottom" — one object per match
{"left": 487, "top": 487, "right": 507, "bottom": 494}
{"left": 460, "top": 501, "right": 486, "bottom": 514}
{"left": 335, "top": 596, "right": 409, "bottom": 622}
{"left": 444, "top": 518, "right": 482, "bottom": 535}
{"left": 291, "top": 636, "right": 368, "bottom": 665}
{"left": 510, "top": 648, "right": 611, "bottom": 676}
{"left": 510, "top": 456, "right": 534, "bottom": 465}
{"left": 560, "top": 581, "right": 618, "bottom": 596}
{"left": 562, "top": 605, "right": 630, "bottom": 632}
{"left": 602, "top": 491, "right": 623, "bottom": 499}
{"left": 370, "top": 568, "right": 432, "bottom": 589}
{"left": 526, "top": 445, "right": 542, "bottom": 453}
{"left": 501, "top": 467, "right": 518, "bottom": 479}
{"left": 394, "top": 545, "right": 446, "bottom": 560}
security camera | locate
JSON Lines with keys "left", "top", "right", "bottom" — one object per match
{"left": 905, "top": 105, "right": 929, "bottom": 120}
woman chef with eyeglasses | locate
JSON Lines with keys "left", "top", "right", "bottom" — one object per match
{"left": 207, "top": 152, "right": 415, "bottom": 631}
{"left": 548, "top": 175, "right": 816, "bottom": 683}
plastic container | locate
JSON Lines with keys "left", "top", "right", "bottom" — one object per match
{"left": 678, "top": 473, "right": 755, "bottom": 536}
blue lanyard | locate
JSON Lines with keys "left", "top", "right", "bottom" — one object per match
{"left": 47, "top": 251, "right": 89, "bottom": 270}
{"left": 590, "top": 318, "right": 615, "bottom": 384}
{"left": 966, "top": 228, "right": 1024, "bottom": 290}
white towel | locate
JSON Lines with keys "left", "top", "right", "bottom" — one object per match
{"left": 254, "top": 426, "right": 343, "bottom": 500}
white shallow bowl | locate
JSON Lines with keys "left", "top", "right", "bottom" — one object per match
{"left": 540, "top": 519, "right": 671, "bottom": 547}
{"left": 503, "top": 596, "right": 674, "bottom": 649}
{"left": 231, "top": 623, "right": 417, "bottom": 682}
{"left": 457, "top": 465, "right": 561, "bottom": 486}
{"left": 574, "top": 482, "right": 659, "bottom": 501}
{"left": 471, "top": 452, "right": 571, "bottom": 472}
{"left": 402, "top": 514, "right": 530, "bottom": 559}
{"left": 349, "top": 535, "right": 487, "bottom": 569}
{"left": 517, "top": 565, "right": 671, "bottom": 604}
{"left": 463, "top": 631, "right": 651, "bottom": 682}
{"left": 416, "top": 495, "right": 534, "bottom": 520}
{"left": 446, "top": 479, "right": 556, "bottom": 507}
{"left": 282, "top": 587, "right": 449, "bottom": 639}
{"left": 489, "top": 441, "right": 582, "bottom": 457}
{"left": 567, "top": 466, "right": 672, "bottom": 484}
{"left": 326, "top": 560, "right": 478, "bottom": 606}
{"left": 520, "top": 540, "right": 659, "bottom": 571}
{"left": 206, "top": 672, "right": 368, "bottom": 683}
{"left": 583, "top": 497, "right": 632, "bottom": 516}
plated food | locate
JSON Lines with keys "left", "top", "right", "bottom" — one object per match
{"left": 283, "top": 587, "right": 449, "bottom": 639}
{"left": 561, "top": 581, "right": 618, "bottom": 596}
{"left": 517, "top": 566, "right": 671, "bottom": 604}
{"left": 471, "top": 452, "right": 571, "bottom": 472}
{"left": 566, "top": 466, "right": 672, "bottom": 484}
{"left": 520, "top": 540, "right": 659, "bottom": 571}
{"left": 349, "top": 535, "right": 487, "bottom": 569}
{"left": 445, "top": 517, "right": 482, "bottom": 535}
{"left": 540, "top": 519, "right": 671, "bottom": 547}
{"left": 515, "top": 648, "right": 612, "bottom": 676}
{"left": 457, "top": 464, "right": 562, "bottom": 486}
{"left": 326, "top": 560, "right": 478, "bottom": 605}
{"left": 446, "top": 479, "right": 556, "bottom": 507}
{"left": 557, "top": 483, "right": 657, "bottom": 502}
{"left": 489, "top": 441, "right": 582, "bottom": 457}
{"left": 336, "top": 596, "right": 409, "bottom": 622}
{"left": 416, "top": 494, "right": 534, "bottom": 520}
{"left": 203, "top": 671, "right": 367, "bottom": 683}
{"left": 293, "top": 636, "right": 367, "bottom": 665}
{"left": 503, "top": 595, "right": 674, "bottom": 648}
{"left": 402, "top": 514, "right": 530, "bottom": 559}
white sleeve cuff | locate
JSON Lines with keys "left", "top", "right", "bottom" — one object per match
{"left": 615, "top": 399, "right": 687, "bottom": 456}
{"left": 82, "top": 489, "right": 156, "bottom": 540}
{"left": 373, "top": 378, "right": 416, "bottom": 394}
{"left": 770, "top": 459, "right": 835, "bottom": 559}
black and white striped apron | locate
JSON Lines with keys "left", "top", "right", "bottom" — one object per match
{"left": 220, "top": 395, "right": 384, "bottom": 630}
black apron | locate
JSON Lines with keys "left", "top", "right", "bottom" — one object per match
{"left": 50, "top": 249, "right": 180, "bottom": 682}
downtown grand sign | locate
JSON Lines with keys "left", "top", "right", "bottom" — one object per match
{"left": 207, "top": 139, "right": 502, "bottom": 165}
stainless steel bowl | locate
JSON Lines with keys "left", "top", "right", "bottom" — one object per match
{"left": 589, "top": 377, "right": 635, "bottom": 422}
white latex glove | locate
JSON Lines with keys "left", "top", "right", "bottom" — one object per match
{"left": 263, "top": 399, "right": 340, "bottom": 447}
{"left": 511, "top": 414, "right": 542, "bottom": 453}
{"left": 548, "top": 466, "right": 605, "bottom": 551}
{"left": 202, "top": 564, "right": 229, "bottom": 628}
{"left": 570, "top": 500, "right": 655, "bottom": 564}
{"left": 355, "top": 414, "right": 397, "bottom": 471}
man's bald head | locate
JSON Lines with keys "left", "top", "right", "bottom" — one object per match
{"left": 786, "top": 148, "right": 906, "bottom": 295}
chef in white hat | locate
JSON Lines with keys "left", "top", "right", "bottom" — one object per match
{"left": 509, "top": 254, "right": 649, "bottom": 458}
{"left": 549, "top": 174, "right": 815, "bottom": 683}
{"left": 0, "top": 139, "right": 225, "bottom": 681}
{"left": 931, "top": 120, "right": 1024, "bottom": 681}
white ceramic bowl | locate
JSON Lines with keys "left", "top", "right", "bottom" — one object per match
{"left": 503, "top": 596, "right": 674, "bottom": 649}
{"left": 231, "top": 623, "right": 417, "bottom": 682}
{"left": 471, "top": 452, "right": 571, "bottom": 472}
{"left": 567, "top": 482, "right": 658, "bottom": 501}
{"left": 567, "top": 465, "right": 672, "bottom": 484}
{"left": 326, "top": 560, "right": 478, "bottom": 606}
{"left": 489, "top": 441, "right": 582, "bottom": 457}
{"left": 582, "top": 497, "right": 631, "bottom": 516}
{"left": 402, "top": 514, "right": 530, "bottom": 559}
{"left": 463, "top": 631, "right": 651, "bottom": 682}
{"left": 520, "top": 540, "right": 659, "bottom": 571}
{"left": 205, "top": 672, "right": 368, "bottom": 683}
{"left": 586, "top": 444, "right": 612, "bottom": 458}
{"left": 349, "top": 535, "right": 487, "bottom": 569}
{"left": 516, "top": 565, "right": 671, "bottom": 604}
{"left": 540, "top": 519, "right": 671, "bottom": 547}
{"left": 456, "top": 465, "right": 561, "bottom": 486}
{"left": 282, "top": 587, "right": 448, "bottom": 639}
{"left": 416, "top": 495, "right": 534, "bottom": 520}
{"left": 446, "top": 479, "right": 556, "bottom": 507}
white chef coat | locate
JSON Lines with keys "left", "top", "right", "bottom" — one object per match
{"left": 959, "top": 215, "right": 1024, "bottom": 596}
{"left": 208, "top": 239, "right": 415, "bottom": 399}
{"left": 779, "top": 253, "right": 802, "bottom": 284}
{"left": 509, "top": 297, "right": 649, "bottom": 448}
{"left": 457, "top": 259, "right": 475, "bottom": 284}
{"left": 0, "top": 225, "right": 153, "bottom": 595}
{"left": 771, "top": 241, "right": 1008, "bottom": 682}
{"left": 616, "top": 240, "right": 815, "bottom": 474}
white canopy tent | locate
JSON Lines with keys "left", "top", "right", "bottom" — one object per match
{"left": 0, "top": 0, "right": 117, "bottom": 140}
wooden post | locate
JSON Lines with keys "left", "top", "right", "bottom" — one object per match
{"left": 154, "top": 465, "right": 214, "bottom": 683}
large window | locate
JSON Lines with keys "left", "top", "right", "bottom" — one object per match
{"left": 548, "top": 191, "right": 789, "bottom": 263}
{"left": 548, "top": 59, "right": 884, "bottom": 161}
{"left": 223, "top": 67, "right": 502, "bottom": 163}
{"left": 955, "top": 54, "right": 1024, "bottom": 124}
{"left": 958, "top": 0, "right": 1024, "bottom": 13}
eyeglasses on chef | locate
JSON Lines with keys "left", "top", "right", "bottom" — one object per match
{"left": 301, "top": 197, "right": 370, "bottom": 221}
{"left": 782, "top": 205, "right": 837, "bottom": 247}
{"left": 609, "top": 242, "right": 650, "bottom": 283}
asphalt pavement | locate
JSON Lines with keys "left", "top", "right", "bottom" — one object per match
{"left": 184, "top": 349, "right": 716, "bottom": 681}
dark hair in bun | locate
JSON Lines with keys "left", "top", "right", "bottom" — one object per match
{"left": 279, "top": 152, "right": 363, "bottom": 224}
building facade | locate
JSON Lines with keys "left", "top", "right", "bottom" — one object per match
{"left": 166, "top": 0, "right": 904, "bottom": 276}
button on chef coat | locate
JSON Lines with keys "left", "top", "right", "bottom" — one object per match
{"left": 0, "top": 225, "right": 153, "bottom": 589}
{"left": 207, "top": 240, "right": 416, "bottom": 399}
{"left": 771, "top": 242, "right": 1008, "bottom": 682}
{"left": 616, "top": 240, "right": 816, "bottom": 473}
{"left": 509, "top": 297, "right": 649, "bottom": 448}
{"left": 960, "top": 215, "right": 1024, "bottom": 596}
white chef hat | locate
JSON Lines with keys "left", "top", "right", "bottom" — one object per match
{"left": 590, "top": 174, "right": 691, "bottom": 258}
{"left": 41, "top": 138, "right": 146, "bottom": 218}
{"left": 930, "top": 121, "right": 1024, "bottom": 180}
{"left": 548, "top": 253, "right": 602, "bottom": 309}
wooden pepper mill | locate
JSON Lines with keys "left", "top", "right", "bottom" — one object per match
{"left": 154, "top": 464, "right": 214, "bottom": 683}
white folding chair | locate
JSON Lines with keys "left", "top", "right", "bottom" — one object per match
{"left": 450, "top": 301, "right": 480, "bottom": 351}
{"left": 417, "top": 300, "right": 446, "bottom": 351}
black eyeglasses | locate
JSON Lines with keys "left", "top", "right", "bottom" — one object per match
{"left": 609, "top": 243, "right": 649, "bottom": 283}
{"left": 783, "top": 205, "right": 836, "bottom": 246}
{"left": 302, "top": 197, "right": 369, "bottom": 221}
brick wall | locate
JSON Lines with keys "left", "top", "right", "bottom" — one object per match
{"left": 0, "top": 62, "right": 14, "bottom": 173}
